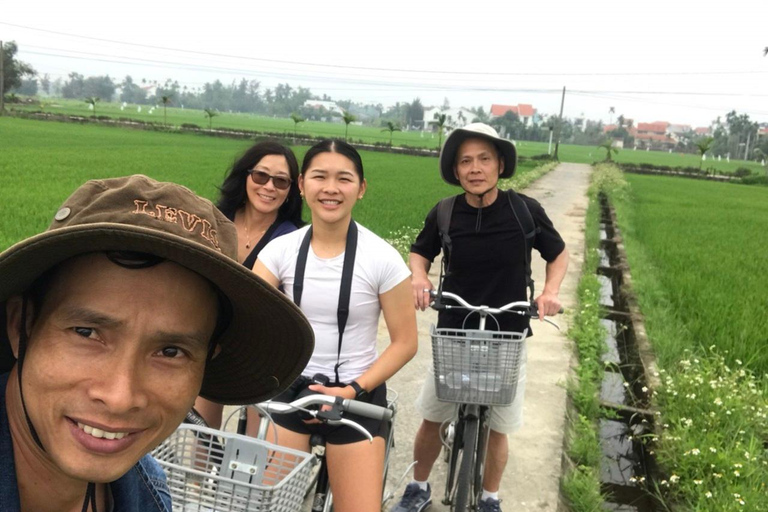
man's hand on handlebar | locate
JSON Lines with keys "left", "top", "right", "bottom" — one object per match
{"left": 411, "top": 275, "right": 434, "bottom": 311}
{"left": 534, "top": 291, "right": 563, "bottom": 320}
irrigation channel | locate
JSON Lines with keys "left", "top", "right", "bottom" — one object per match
{"left": 596, "top": 192, "right": 663, "bottom": 511}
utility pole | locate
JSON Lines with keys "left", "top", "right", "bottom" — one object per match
{"left": 0, "top": 40, "right": 5, "bottom": 116}
{"left": 744, "top": 131, "right": 751, "bottom": 160}
{"left": 553, "top": 86, "right": 566, "bottom": 160}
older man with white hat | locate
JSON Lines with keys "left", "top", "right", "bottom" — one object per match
{"left": 391, "top": 124, "right": 569, "bottom": 512}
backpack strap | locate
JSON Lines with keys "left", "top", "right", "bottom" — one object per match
{"left": 293, "top": 219, "right": 358, "bottom": 384}
{"left": 504, "top": 189, "right": 540, "bottom": 301}
{"left": 435, "top": 195, "right": 457, "bottom": 300}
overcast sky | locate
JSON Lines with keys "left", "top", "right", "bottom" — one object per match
{"left": 3, "top": 0, "right": 767, "bottom": 127}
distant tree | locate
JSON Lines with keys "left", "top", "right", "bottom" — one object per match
{"left": 598, "top": 139, "right": 618, "bottom": 162}
{"left": 290, "top": 112, "right": 305, "bottom": 139}
{"left": 608, "top": 106, "right": 615, "bottom": 125}
{"left": 61, "top": 73, "right": 85, "bottom": 99}
{"left": 120, "top": 76, "right": 147, "bottom": 104}
{"left": 695, "top": 137, "right": 714, "bottom": 169}
{"left": 382, "top": 121, "right": 401, "bottom": 147}
{"left": 161, "top": 94, "right": 172, "bottom": 126}
{"left": 39, "top": 74, "right": 51, "bottom": 95}
{"left": 85, "top": 96, "right": 100, "bottom": 117}
{"left": 434, "top": 113, "right": 448, "bottom": 148}
{"left": 405, "top": 98, "right": 424, "bottom": 128}
{"left": 490, "top": 111, "right": 521, "bottom": 139}
{"left": 470, "top": 106, "right": 490, "bottom": 123}
{"left": 83, "top": 76, "right": 116, "bottom": 101}
{"left": 204, "top": 108, "right": 218, "bottom": 130}
{"left": 342, "top": 110, "right": 356, "bottom": 141}
{"left": 17, "top": 78, "right": 38, "bottom": 96}
{"left": 1, "top": 41, "right": 36, "bottom": 94}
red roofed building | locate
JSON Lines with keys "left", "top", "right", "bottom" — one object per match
{"left": 695, "top": 127, "right": 712, "bottom": 136}
{"left": 632, "top": 121, "right": 675, "bottom": 150}
{"left": 490, "top": 103, "right": 537, "bottom": 126}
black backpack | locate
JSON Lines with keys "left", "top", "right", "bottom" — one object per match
{"left": 436, "top": 189, "right": 539, "bottom": 301}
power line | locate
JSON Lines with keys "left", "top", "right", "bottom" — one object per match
{"left": 4, "top": 21, "right": 768, "bottom": 78}
{"left": 21, "top": 49, "right": 768, "bottom": 99}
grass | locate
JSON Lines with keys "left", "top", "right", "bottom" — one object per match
{"left": 10, "top": 98, "right": 767, "bottom": 174}
{"left": 602, "top": 170, "right": 768, "bottom": 511}
{"left": 0, "top": 116, "right": 544, "bottom": 255}
{"left": 612, "top": 175, "right": 768, "bottom": 372}
{"left": 562, "top": 163, "right": 629, "bottom": 511}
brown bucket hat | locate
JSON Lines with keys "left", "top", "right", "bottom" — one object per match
{"left": 0, "top": 174, "right": 313, "bottom": 405}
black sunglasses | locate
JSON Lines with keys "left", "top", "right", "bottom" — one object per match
{"left": 247, "top": 169, "right": 292, "bottom": 190}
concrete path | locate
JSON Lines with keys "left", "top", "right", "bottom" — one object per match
{"left": 379, "top": 163, "right": 591, "bottom": 512}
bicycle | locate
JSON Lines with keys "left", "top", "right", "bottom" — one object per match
{"left": 428, "top": 289, "right": 560, "bottom": 512}
{"left": 247, "top": 386, "right": 402, "bottom": 512}
{"left": 153, "top": 394, "right": 394, "bottom": 512}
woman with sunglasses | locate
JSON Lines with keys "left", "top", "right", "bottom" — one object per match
{"left": 253, "top": 139, "right": 418, "bottom": 512}
{"left": 194, "top": 140, "right": 304, "bottom": 430}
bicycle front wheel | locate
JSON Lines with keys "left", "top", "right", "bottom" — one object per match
{"left": 453, "top": 416, "right": 478, "bottom": 512}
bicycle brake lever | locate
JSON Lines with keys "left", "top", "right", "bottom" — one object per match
{"left": 326, "top": 418, "right": 374, "bottom": 443}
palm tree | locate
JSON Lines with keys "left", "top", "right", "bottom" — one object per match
{"left": 435, "top": 113, "right": 448, "bottom": 148}
{"left": 161, "top": 95, "right": 172, "bottom": 126}
{"left": 695, "top": 137, "right": 714, "bottom": 169}
{"left": 342, "top": 110, "right": 356, "bottom": 141}
{"left": 204, "top": 108, "right": 218, "bottom": 131}
{"left": 381, "top": 121, "right": 401, "bottom": 147}
{"left": 85, "top": 97, "right": 100, "bottom": 118}
{"left": 599, "top": 139, "right": 619, "bottom": 162}
{"left": 290, "top": 113, "right": 305, "bottom": 140}
{"left": 608, "top": 106, "right": 615, "bottom": 125}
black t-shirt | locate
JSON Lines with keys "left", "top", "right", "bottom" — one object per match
{"left": 410, "top": 190, "right": 565, "bottom": 332}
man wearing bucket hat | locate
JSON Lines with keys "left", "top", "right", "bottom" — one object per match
{"left": 0, "top": 175, "right": 313, "bottom": 512}
{"left": 390, "top": 124, "right": 568, "bottom": 512}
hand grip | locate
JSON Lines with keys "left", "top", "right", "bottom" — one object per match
{"left": 343, "top": 399, "right": 393, "bottom": 421}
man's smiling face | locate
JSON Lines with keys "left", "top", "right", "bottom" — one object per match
{"left": 6, "top": 252, "right": 218, "bottom": 484}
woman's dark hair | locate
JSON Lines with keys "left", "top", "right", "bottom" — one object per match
{"left": 301, "top": 139, "right": 364, "bottom": 181}
{"left": 217, "top": 141, "right": 303, "bottom": 226}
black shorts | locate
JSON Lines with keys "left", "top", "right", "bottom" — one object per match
{"left": 270, "top": 378, "right": 390, "bottom": 445}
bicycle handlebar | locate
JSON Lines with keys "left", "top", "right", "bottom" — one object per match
{"left": 428, "top": 289, "right": 563, "bottom": 329}
{"left": 259, "top": 395, "right": 393, "bottom": 420}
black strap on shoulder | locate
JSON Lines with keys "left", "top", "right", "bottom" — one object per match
{"left": 504, "top": 189, "right": 540, "bottom": 301}
{"left": 435, "top": 190, "right": 540, "bottom": 301}
{"left": 435, "top": 195, "right": 457, "bottom": 300}
{"left": 242, "top": 220, "right": 280, "bottom": 270}
{"left": 293, "top": 219, "right": 358, "bottom": 384}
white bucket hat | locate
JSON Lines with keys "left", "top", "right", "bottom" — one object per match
{"left": 439, "top": 123, "right": 517, "bottom": 186}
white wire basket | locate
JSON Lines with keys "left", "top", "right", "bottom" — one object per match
{"left": 430, "top": 325, "right": 527, "bottom": 406}
{"left": 152, "top": 424, "right": 315, "bottom": 512}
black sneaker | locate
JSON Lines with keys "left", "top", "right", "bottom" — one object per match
{"left": 478, "top": 497, "right": 502, "bottom": 512}
{"left": 389, "top": 482, "right": 432, "bottom": 512}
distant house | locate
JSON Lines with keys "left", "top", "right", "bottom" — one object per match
{"left": 694, "top": 127, "right": 712, "bottom": 137}
{"left": 632, "top": 121, "right": 676, "bottom": 150}
{"left": 490, "top": 104, "right": 537, "bottom": 126}
{"left": 758, "top": 126, "right": 768, "bottom": 140}
{"left": 303, "top": 100, "right": 345, "bottom": 117}
{"left": 422, "top": 106, "right": 476, "bottom": 130}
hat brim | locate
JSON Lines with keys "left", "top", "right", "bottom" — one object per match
{"left": 0, "top": 223, "right": 314, "bottom": 405}
{"left": 439, "top": 129, "right": 517, "bottom": 186}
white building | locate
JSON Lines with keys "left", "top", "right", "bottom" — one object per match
{"left": 421, "top": 106, "right": 477, "bottom": 130}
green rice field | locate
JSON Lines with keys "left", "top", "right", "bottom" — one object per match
{"left": 595, "top": 166, "right": 768, "bottom": 511}
{"left": 0, "top": 116, "right": 541, "bottom": 252}
{"left": 612, "top": 174, "right": 768, "bottom": 372}
{"left": 10, "top": 99, "right": 766, "bottom": 174}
